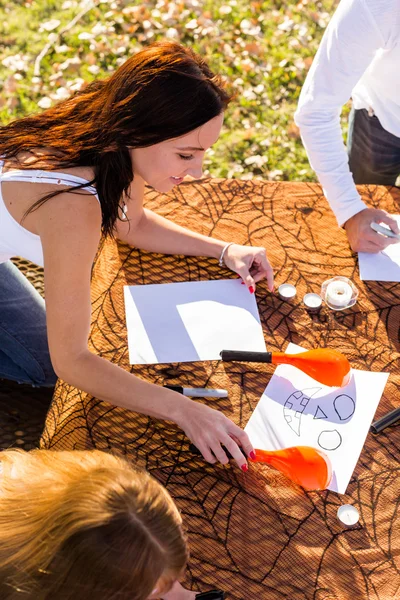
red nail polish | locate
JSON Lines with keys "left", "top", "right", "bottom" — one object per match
{"left": 241, "top": 281, "right": 245, "bottom": 285}
{"left": 241, "top": 464, "right": 248, "bottom": 472}
{"left": 249, "top": 286, "right": 254, "bottom": 294}
{"left": 249, "top": 451, "right": 256, "bottom": 460}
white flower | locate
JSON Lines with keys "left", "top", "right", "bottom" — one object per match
{"left": 240, "top": 19, "right": 261, "bottom": 35}
{"left": 59, "top": 57, "right": 81, "bottom": 70}
{"left": 294, "top": 58, "right": 306, "bottom": 71}
{"left": 87, "top": 64, "right": 100, "bottom": 74}
{"left": 54, "top": 87, "right": 70, "bottom": 100}
{"left": 278, "top": 17, "right": 294, "bottom": 32}
{"left": 166, "top": 27, "right": 179, "bottom": 38}
{"left": 2, "top": 54, "right": 28, "bottom": 72}
{"left": 67, "top": 78, "right": 85, "bottom": 91}
{"left": 38, "top": 97, "right": 52, "bottom": 109}
{"left": 91, "top": 23, "right": 107, "bottom": 36}
{"left": 78, "top": 32, "right": 94, "bottom": 40}
{"left": 219, "top": 5, "right": 232, "bottom": 14}
{"left": 185, "top": 19, "right": 198, "bottom": 30}
{"left": 243, "top": 89, "right": 256, "bottom": 101}
{"left": 55, "top": 44, "right": 70, "bottom": 53}
{"left": 268, "top": 169, "right": 283, "bottom": 180}
{"left": 244, "top": 155, "right": 268, "bottom": 168}
{"left": 40, "top": 19, "right": 61, "bottom": 32}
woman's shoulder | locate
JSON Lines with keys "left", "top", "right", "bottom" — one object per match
{"left": 3, "top": 149, "right": 95, "bottom": 183}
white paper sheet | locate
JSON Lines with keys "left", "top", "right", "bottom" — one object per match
{"left": 124, "top": 279, "right": 266, "bottom": 364}
{"left": 245, "top": 343, "right": 389, "bottom": 494}
{"left": 359, "top": 215, "right": 400, "bottom": 281}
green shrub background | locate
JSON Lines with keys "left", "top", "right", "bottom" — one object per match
{"left": 0, "top": 0, "right": 343, "bottom": 182}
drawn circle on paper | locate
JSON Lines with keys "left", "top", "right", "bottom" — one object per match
{"left": 318, "top": 429, "right": 342, "bottom": 451}
{"left": 334, "top": 394, "right": 355, "bottom": 421}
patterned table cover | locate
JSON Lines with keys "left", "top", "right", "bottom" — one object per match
{"left": 41, "top": 178, "right": 400, "bottom": 600}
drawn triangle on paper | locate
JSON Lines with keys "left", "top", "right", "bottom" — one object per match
{"left": 314, "top": 406, "right": 328, "bottom": 420}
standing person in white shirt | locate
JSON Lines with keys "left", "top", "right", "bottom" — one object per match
{"left": 294, "top": 0, "right": 400, "bottom": 253}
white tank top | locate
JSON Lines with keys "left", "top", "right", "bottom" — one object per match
{"left": 0, "top": 160, "right": 99, "bottom": 267}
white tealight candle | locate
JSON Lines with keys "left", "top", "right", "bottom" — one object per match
{"left": 303, "top": 292, "right": 322, "bottom": 311}
{"left": 337, "top": 504, "right": 360, "bottom": 528}
{"left": 325, "top": 280, "right": 352, "bottom": 308}
{"left": 278, "top": 283, "right": 297, "bottom": 301}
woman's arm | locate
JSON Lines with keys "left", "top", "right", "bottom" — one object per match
{"left": 35, "top": 191, "right": 252, "bottom": 468}
{"left": 294, "top": 0, "right": 385, "bottom": 227}
{"left": 116, "top": 207, "right": 274, "bottom": 291}
{"left": 117, "top": 206, "right": 226, "bottom": 258}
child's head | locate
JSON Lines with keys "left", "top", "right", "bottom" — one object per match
{"left": 0, "top": 449, "right": 188, "bottom": 600}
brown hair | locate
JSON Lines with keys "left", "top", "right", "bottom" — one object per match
{"left": 0, "top": 41, "right": 232, "bottom": 236}
{"left": 0, "top": 449, "right": 188, "bottom": 600}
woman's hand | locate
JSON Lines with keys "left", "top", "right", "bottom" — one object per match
{"left": 344, "top": 207, "right": 400, "bottom": 253}
{"left": 223, "top": 244, "right": 274, "bottom": 293}
{"left": 176, "top": 400, "right": 254, "bottom": 471}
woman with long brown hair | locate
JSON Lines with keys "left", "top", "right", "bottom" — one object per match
{"left": 0, "top": 448, "right": 197, "bottom": 599}
{"left": 0, "top": 41, "right": 274, "bottom": 470}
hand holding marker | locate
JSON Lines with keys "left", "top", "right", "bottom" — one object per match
{"left": 370, "top": 221, "right": 400, "bottom": 240}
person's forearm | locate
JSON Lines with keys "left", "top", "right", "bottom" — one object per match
{"left": 294, "top": 0, "right": 382, "bottom": 226}
{"left": 296, "top": 115, "right": 367, "bottom": 226}
{"left": 55, "top": 350, "right": 192, "bottom": 425}
{"left": 123, "top": 208, "right": 228, "bottom": 258}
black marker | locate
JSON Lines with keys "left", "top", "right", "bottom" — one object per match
{"left": 220, "top": 349, "right": 274, "bottom": 363}
{"left": 370, "top": 407, "right": 400, "bottom": 434}
{"left": 195, "top": 590, "right": 225, "bottom": 600}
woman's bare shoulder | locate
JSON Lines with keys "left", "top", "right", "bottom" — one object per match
{"left": 3, "top": 149, "right": 95, "bottom": 182}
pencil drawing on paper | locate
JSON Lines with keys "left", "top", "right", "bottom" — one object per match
{"left": 283, "top": 388, "right": 355, "bottom": 450}
{"left": 283, "top": 387, "right": 321, "bottom": 436}
{"left": 318, "top": 429, "right": 342, "bottom": 450}
{"left": 333, "top": 394, "right": 355, "bottom": 420}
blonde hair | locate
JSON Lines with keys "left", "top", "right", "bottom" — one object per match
{"left": 0, "top": 449, "right": 188, "bottom": 600}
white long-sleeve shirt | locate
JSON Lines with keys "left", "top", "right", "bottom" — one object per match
{"left": 294, "top": 0, "right": 400, "bottom": 226}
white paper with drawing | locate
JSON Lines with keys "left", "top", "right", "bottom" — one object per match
{"left": 359, "top": 215, "right": 400, "bottom": 281}
{"left": 245, "top": 343, "right": 389, "bottom": 494}
{"left": 124, "top": 279, "right": 266, "bottom": 364}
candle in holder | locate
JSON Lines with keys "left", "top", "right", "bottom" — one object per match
{"left": 321, "top": 276, "right": 358, "bottom": 311}
{"left": 326, "top": 280, "right": 352, "bottom": 307}
{"left": 337, "top": 504, "right": 360, "bottom": 528}
{"left": 303, "top": 292, "right": 322, "bottom": 312}
{"left": 278, "top": 283, "right": 297, "bottom": 301}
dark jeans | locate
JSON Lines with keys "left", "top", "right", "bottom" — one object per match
{"left": 348, "top": 107, "right": 400, "bottom": 186}
{"left": 0, "top": 260, "right": 57, "bottom": 386}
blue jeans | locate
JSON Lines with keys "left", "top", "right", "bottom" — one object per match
{"left": 348, "top": 107, "right": 400, "bottom": 185}
{"left": 0, "top": 261, "right": 57, "bottom": 386}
